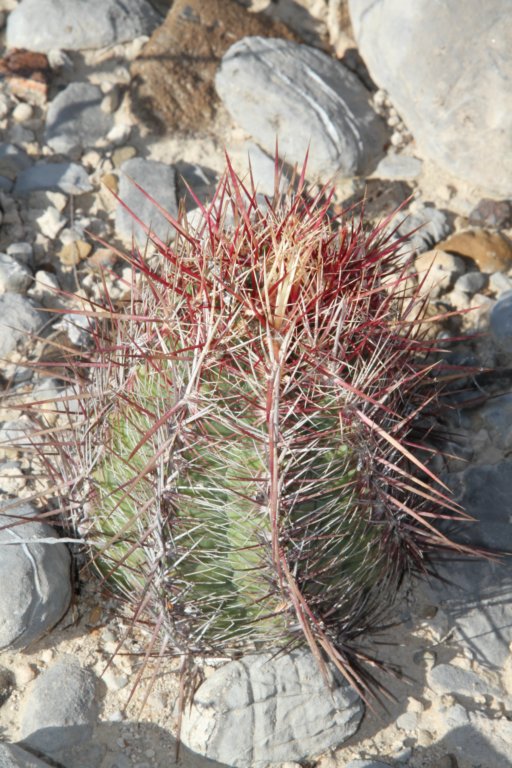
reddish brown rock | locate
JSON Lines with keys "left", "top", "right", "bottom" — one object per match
{"left": 438, "top": 230, "right": 512, "bottom": 274}
{"left": 0, "top": 48, "right": 51, "bottom": 103}
{"left": 129, "top": 0, "right": 298, "bottom": 134}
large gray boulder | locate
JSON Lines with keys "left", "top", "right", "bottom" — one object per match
{"left": 6, "top": 0, "right": 161, "bottom": 53}
{"left": 181, "top": 649, "right": 364, "bottom": 767}
{"left": 348, "top": 0, "right": 512, "bottom": 196}
{"left": 216, "top": 36, "right": 387, "bottom": 180}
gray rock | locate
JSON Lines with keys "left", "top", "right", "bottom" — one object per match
{"left": 0, "top": 144, "right": 32, "bottom": 180}
{"left": 428, "top": 461, "right": 512, "bottom": 668}
{"left": 215, "top": 36, "right": 387, "bottom": 180}
{"left": 470, "top": 394, "right": 512, "bottom": 452}
{"left": 0, "top": 502, "right": 71, "bottom": 651}
{"left": 348, "top": 0, "right": 512, "bottom": 196}
{"left": 373, "top": 153, "right": 423, "bottom": 180}
{"left": 19, "top": 656, "right": 98, "bottom": 755}
{"left": 6, "top": 0, "right": 161, "bottom": 53}
{"left": 6, "top": 243, "right": 33, "bottom": 266}
{"left": 45, "top": 83, "right": 113, "bottom": 155}
{"left": 436, "top": 708, "right": 512, "bottom": 768}
{"left": 14, "top": 162, "right": 92, "bottom": 196}
{"left": 427, "top": 663, "right": 501, "bottom": 699}
{"left": 398, "top": 204, "right": 451, "bottom": 253}
{"left": 0, "top": 254, "right": 32, "bottom": 294}
{"left": 0, "top": 294, "right": 43, "bottom": 358}
{"left": 453, "top": 271, "right": 487, "bottom": 296}
{"left": 0, "top": 743, "right": 55, "bottom": 767}
{"left": 116, "top": 158, "right": 178, "bottom": 245}
{"left": 490, "top": 291, "right": 512, "bottom": 354}
{"left": 490, "top": 272, "right": 512, "bottom": 296}
{"left": 0, "top": 176, "right": 13, "bottom": 192}
{"left": 180, "top": 649, "right": 364, "bottom": 768}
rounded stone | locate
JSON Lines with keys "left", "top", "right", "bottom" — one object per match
{"left": 215, "top": 36, "right": 387, "bottom": 180}
{"left": 6, "top": 0, "right": 161, "bottom": 53}
{"left": 439, "top": 230, "right": 512, "bottom": 274}
{"left": 180, "top": 649, "right": 364, "bottom": 768}
{"left": 19, "top": 656, "right": 98, "bottom": 754}
{"left": 0, "top": 503, "right": 72, "bottom": 651}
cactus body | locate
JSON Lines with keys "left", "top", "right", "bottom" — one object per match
{"left": 65, "top": 164, "right": 476, "bottom": 694}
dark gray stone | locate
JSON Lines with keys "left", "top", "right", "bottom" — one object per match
{"left": 6, "top": 0, "right": 161, "bottom": 53}
{"left": 490, "top": 291, "right": 512, "bottom": 354}
{"left": 215, "top": 36, "right": 387, "bottom": 180}
{"left": 349, "top": 0, "right": 512, "bottom": 196}
{"left": 45, "top": 83, "right": 113, "bottom": 155}
{"left": 0, "top": 503, "right": 71, "bottom": 651}
{"left": 453, "top": 271, "right": 487, "bottom": 296}
{"left": 180, "top": 649, "right": 364, "bottom": 768}
{"left": 14, "top": 162, "right": 92, "bottom": 196}
{"left": 0, "top": 294, "right": 43, "bottom": 358}
{"left": 0, "top": 743, "right": 54, "bottom": 767}
{"left": 19, "top": 656, "right": 98, "bottom": 755}
{"left": 116, "top": 158, "right": 178, "bottom": 245}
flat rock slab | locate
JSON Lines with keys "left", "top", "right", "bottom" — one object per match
{"left": 130, "top": 0, "right": 296, "bottom": 134}
{"left": 0, "top": 503, "right": 71, "bottom": 651}
{"left": 6, "top": 0, "right": 161, "bottom": 52}
{"left": 45, "top": 83, "right": 113, "bottom": 155}
{"left": 216, "top": 36, "right": 387, "bottom": 180}
{"left": 14, "top": 162, "right": 92, "bottom": 196}
{"left": 180, "top": 649, "right": 364, "bottom": 768}
{"left": 116, "top": 157, "right": 178, "bottom": 245}
{"left": 348, "top": 0, "right": 512, "bottom": 196}
{"left": 19, "top": 656, "right": 98, "bottom": 755}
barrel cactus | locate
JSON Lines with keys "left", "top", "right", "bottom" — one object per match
{"left": 55, "top": 161, "right": 477, "bottom": 698}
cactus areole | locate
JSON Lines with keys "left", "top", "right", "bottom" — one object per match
{"left": 65, "top": 160, "right": 476, "bottom": 698}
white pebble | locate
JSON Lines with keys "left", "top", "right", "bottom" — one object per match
{"left": 12, "top": 102, "right": 33, "bottom": 123}
{"left": 15, "top": 663, "right": 37, "bottom": 686}
{"left": 36, "top": 207, "right": 66, "bottom": 239}
{"left": 103, "top": 667, "right": 129, "bottom": 691}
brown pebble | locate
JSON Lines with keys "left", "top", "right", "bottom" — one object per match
{"left": 438, "top": 229, "right": 512, "bottom": 273}
{"left": 112, "top": 146, "right": 137, "bottom": 168}
{"left": 101, "top": 172, "right": 119, "bottom": 194}
{"left": 59, "top": 240, "right": 92, "bottom": 266}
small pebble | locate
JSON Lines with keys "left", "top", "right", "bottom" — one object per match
{"left": 59, "top": 240, "right": 92, "bottom": 266}
{"left": 12, "top": 102, "right": 34, "bottom": 123}
{"left": 15, "top": 663, "right": 37, "bottom": 686}
{"left": 36, "top": 207, "right": 66, "bottom": 239}
{"left": 103, "top": 667, "right": 129, "bottom": 691}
